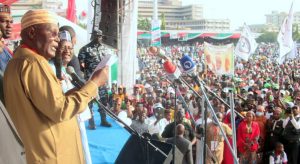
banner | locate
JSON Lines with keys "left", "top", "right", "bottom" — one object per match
{"left": 204, "top": 42, "right": 234, "bottom": 75}
{"left": 277, "top": 1, "right": 294, "bottom": 64}
{"left": 235, "top": 24, "right": 257, "bottom": 61}
{"left": 151, "top": 19, "right": 161, "bottom": 47}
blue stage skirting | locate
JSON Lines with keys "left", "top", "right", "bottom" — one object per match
{"left": 86, "top": 108, "right": 130, "bottom": 164}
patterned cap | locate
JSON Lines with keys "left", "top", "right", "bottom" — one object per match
{"left": 59, "top": 30, "right": 72, "bottom": 42}
{"left": 21, "top": 9, "right": 58, "bottom": 31}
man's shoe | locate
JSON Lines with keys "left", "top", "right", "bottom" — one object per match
{"left": 100, "top": 121, "right": 112, "bottom": 127}
{"left": 88, "top": 125, "right": 96, "bottom": 130}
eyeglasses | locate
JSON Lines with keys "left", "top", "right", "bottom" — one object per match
{"left": 62, "top": 46, "right": 73, "bottom": 52}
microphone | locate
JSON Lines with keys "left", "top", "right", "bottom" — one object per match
{"left": 54, "top": 54, "right": 62, "bottom": 80}
{"left": 163, "top": 60, "right": 182, "bottom": 82}
{"left": 180, "top": 54, "right": 196, "bottom": 74}
{"left": 66, "top": 66, "right": 86, "bottom": 88}
{"left": 148, "top": 46, "right": 169, "bottom": 60}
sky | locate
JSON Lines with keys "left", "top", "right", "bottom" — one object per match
{"left": 183, "top": 0, "right": 299, "bottom": 30}
{"left": 74, "top": 0, "right": 299, "bottom": 30}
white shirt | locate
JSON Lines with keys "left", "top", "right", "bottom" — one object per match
{"left": 147, "top": 116, "right": 169, "bottom": 135}
{"left": 283, "top": 115, "right": 300, "bottom": 129}
{"left": 269, "top": 152, "right": 287, "bottom": 164}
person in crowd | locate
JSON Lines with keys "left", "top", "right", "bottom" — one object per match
{"left": 162, "top": 110, "right": 196, "bottom": 145}
{"left": 124, "top": 97, "right": 134, "bottom": 118}
{"left": 282, "top": 105, "right": 300, "bottom": 164}
{"left": 3, "top": 9, "right": 108, "bottom": 164}
{"left": 222, "top": 111, "right": 235, "bottom": 164}
{"left": 147, "top": 103, "right": 169, "bottom": 136}
{"left": 237, "top": 111, "right": 260, "bottom": 164}
{"left": 112, "top": 98, "right": 122, "bottom": 115}
{"left": 130, "top": 107, "right": 149, "bottom": 135}
{"left": 265, "top": 107, "right": 283, "bottom": 154}
{"left": 255, "top": 105, "right": 267, "bottom": 162}
{"left": 78, "top": 29, "right": 111, "bottom": 129}
{"left": 166, "top": 124, "right": 193, "bottom": 164}
{"left": 0, "top": 4, "right": 13, "bottom": 72}
{"left": 59, "top": 25, "right": 84, "bottom": 78}
{"left": 0, "top": 30, "right": 6, "bottom": 102}
{"left": 269, "top": 142, "right": 288, "bottom": 164}
{"left": 205, "top": 112, "right": 232, "bottom": 164}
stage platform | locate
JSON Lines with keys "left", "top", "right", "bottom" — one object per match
{"left": 86, "top": 108, "right": 130, "bottom": 164}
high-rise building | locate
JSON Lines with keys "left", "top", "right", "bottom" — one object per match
{"left": 138, "top": 0, "right": 230, "bottom": 31}
{"left": 265, "top": 11, "right": 300, "bottom": 30}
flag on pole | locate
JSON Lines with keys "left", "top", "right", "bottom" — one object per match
{"left": 234, "top": 24, "right": 257, "bottom": 61}
{"left": 277, "top": 1, "right": 294, "bottom": 64}
{"left": 66, "top": 0, "right": 76, "bottom": 23}
{"left": 151, "top": 19, "right": 161, "bottom": 47}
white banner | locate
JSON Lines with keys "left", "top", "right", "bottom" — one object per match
{"left": 234, "top": 24, "right": 257, "bottom": 61}
{"left": 277, "top": 2, "right": 294, "bottom": 64}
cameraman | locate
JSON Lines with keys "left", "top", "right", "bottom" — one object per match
{"left": 282, "top": 105, "right": 300, "bottom": 164}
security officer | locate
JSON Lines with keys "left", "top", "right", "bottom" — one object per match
{"left": 282, "top": 105, "right": 300, "bottom": 164}
{"left": 78, "top": 29, "right": 112, "bottom": 129}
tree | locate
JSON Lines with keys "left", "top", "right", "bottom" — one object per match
{"left": 256, "top": 32, "right": 277, "bottom": 43}
{"left": 138, "top": 18, "right": 151, "bottom": 31}
{"left": 160, "top": 13, "right": 166, "bottom": 30}
{"left": 293, "top": 23, "right": 300, "bottom": 42}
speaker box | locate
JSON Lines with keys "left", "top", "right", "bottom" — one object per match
{"left": 99, "top": 0, "right": 118, "bottom": 49}
{"left": 115, "top": 134, "right": 183, "bottom": 164}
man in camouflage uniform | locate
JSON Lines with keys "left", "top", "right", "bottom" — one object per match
{"left": 78, "top": 29, "right": 112, "bottom": 129}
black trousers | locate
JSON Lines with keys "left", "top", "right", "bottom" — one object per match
{"left": 284, "top": 140, "right": 299, "bottom": 164}
{"left": 88, "top": 101, "right": 107, "bottom": 126}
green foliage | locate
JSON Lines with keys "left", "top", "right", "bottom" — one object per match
{"left": 256, "top": 32, "right": 277, "bottom": 43}
{"left": 138, "top": 18, "right": 151, "bottom": 31}
{"left": 160, "top": 13, "right": 166, "bottom": 30}
{"left": 293, "top": 24, "right": 300, "bottom": 42}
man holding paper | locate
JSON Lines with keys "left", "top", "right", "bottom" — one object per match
{"left": 78, "top": 29, "right": 112, "bottom": 129}
{"left": 4, "top": 10, "right": 109, "bottom": 164}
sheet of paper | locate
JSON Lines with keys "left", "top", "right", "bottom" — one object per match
{"left": 89, "top": 54, "right": 117, "bottom": 80}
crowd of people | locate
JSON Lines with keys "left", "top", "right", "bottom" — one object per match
{"left": 1, "top": 3, "right": 300, "bottom": 164}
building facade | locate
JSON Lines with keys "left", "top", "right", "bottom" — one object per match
{"left": 138, "top": 0, "right": 230, "bottom": 31}
{"left": 265, "top": 11, "right": 300, "bottom": 30}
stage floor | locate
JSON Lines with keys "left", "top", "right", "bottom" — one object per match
{"left": 86, "top": 108, "right": 130, "bottom": 164}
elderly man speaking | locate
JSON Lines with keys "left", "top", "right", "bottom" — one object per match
{"left": 3, "top": 10, "right": 108, "bottom": 164}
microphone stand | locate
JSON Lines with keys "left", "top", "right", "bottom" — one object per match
{"left": 92, "top": 98, "right": 168, "bottom": 159}
{"left": 193, "top": 78, "right": 239, "bottom": 163}
{"left": 189, "top": 75, "right": 244, "bottom": 119}
{"left": 174, "top": 77, "right": 239, "bottom": 163}
{"left": 174, "top": 84, "right": 196, "bottom": 127}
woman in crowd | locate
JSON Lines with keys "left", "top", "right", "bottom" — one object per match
{"left": 237, "top": 111, "right": 260, "bottom": 164}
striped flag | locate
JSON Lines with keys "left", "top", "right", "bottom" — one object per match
{"left": 151, "top": 19, "right": 161, "bottom": 47}
{"left": 277, "top": 1, "right": 294, "bottom": 64}
{"left": 234, "top": 24, "right": 257, "bottom": 61}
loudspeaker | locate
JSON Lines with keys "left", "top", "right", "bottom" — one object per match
{"left": 115, "top": 134, "right": 183, "bottom": 164}
{"left": 99, "top": 0, "right": 118, "bottom": 49}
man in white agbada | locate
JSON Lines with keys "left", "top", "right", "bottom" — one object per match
{"left": 147, "top": 103, "right": 169, "bottom": 136}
